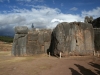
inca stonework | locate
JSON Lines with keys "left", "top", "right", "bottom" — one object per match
{"left": 12, "top": 27, "right": 52, "bottom": 56}
{"left": 12, "top": 17, "right": 100, "bottom": 57}
{"left": 26, "top": 29, "right": 52, "bottom": 55}
{"left": 49, "top": 22, "right": 94, "bottom": 56}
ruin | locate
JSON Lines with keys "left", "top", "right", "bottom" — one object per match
{"left": 49, "top": 22, "right": 94, "bottom": 56}
{"left": 12, "top": 26, "right": 28, "bottom": 56}
{"left": 26, "top": 29, "right": 52, "bottom": 55}
{"left": 12, "top": 27, "right": 52, "bottom": 56}
{"left": 12, "top": 17, "right": 100, "bottom": 57}
{"left": 92, "top": 17, "right": 100, "bottom": 52}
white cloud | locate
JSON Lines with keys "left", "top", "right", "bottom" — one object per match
{"left": 0, "top": 6, "right": 100, "bottom": 31}
{"left": 70, "top": 7, "right": 78, "bottom": 11}
{"left": 82, "top": 7, "right": 100, "bottom": 18}
{"left": 0, "top": 7, "right": 83, "bottom": 29}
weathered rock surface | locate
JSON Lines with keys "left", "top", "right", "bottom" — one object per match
{"left": 50, "top": 22, "right": 94, "bottom": 56}
{"left": 12, "top": 26, "right": 28, "bottom": 56}
{"left": 92, "top": 17, "right": 100, "bottom": 52}
{"left": 15, "top": 26, "right": 28, "bottom": 34}
{"left": 92, "top": 17, "right": 100, "bottom": 28}
{"left": 26, "top": 29, "right": 52, "bottom": 55}
{"left": 94, "top": 28, "right": 100, "bottom": 51}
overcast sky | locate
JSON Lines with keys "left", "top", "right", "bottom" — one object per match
{"left": 0, "top": 0, "right": 100, "bottom": 36}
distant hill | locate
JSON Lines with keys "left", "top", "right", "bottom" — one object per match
{"left": 0, "top": 36, "right": 13, "bottom": 43}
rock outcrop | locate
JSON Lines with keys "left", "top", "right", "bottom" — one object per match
{"left": 50, "top": 22, "right": 94, "bottom": 56}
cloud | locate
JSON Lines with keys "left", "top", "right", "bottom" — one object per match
{"left": 70, "top": 7, "right": 78, "bottom": 11}
{"left": 0, "top": 6, "right": 100, "bottom": 36}
{"left": 0, "top": 25, "right": 14, "bottom": 36}
{"left": 0, "top": 6, "right": 83, "bottom": 30}
{"left": 82, "top": 7, "right": 100, "bottom": 18}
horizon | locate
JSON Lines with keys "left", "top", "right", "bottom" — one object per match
{"left": 0, "top": 0, "right": 100, "bottom": 36}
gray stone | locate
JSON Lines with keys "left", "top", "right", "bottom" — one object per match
{"left": 50, "top": 22, "right": 94, "bottom": 56}
{"left": 12, "top": 34, "right": 27, "bottom": 56}
{"left": 15, "top": 26, "right": 28, "bottom": 34}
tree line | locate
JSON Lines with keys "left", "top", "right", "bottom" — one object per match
{"left": 0, "top": 36, "right": 13, "bottom": 43}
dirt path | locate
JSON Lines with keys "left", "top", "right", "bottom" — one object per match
{"left": 0, "top": 51, "right": 100, "bottom": 75}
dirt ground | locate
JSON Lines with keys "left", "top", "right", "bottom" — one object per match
{"left": 0, "top": 51, "right": 100, "bottom": 75}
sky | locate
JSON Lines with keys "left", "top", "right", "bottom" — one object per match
{"left": 0, "top": 0, "right": 100, "bottom": 36}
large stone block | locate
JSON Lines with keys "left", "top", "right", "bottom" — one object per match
{"left": 44, "top": 30, "right": 52, "bottom": 42}
{"left": 12, "top": 33, "right": 27, "bottom": 56}
{"left": 15, "top": 26, "right": 28, "bottom": 34}
{"left": 50, "top": 22, "right": 94, "bottom": 56}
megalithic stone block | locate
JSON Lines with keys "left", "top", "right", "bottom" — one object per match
{"left": 15, "top": 26, "right": 28, "bottom": 34}
{"left": 12, "top": 26, "right": 28, "bottom": 56}
{"left": 50, "top": 22, "right": 94, "bottom": 56}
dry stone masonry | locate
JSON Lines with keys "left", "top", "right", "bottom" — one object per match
{"left": 12, "top": 27, "right": 52, "bottom": 56}
{"left": 92, "top": 17, "right": 100, "bottom": 52}
{"left": 12, "top": 26, "right": 28, "bottom": 56}
{"left": 49, "top": 22, "right": 94, "bottom": 56}
{"left": 12, "top": 16, "right": 100, "bottom": 57}
{"left": 26, "top": 29, "right": 52, "bottom": 55}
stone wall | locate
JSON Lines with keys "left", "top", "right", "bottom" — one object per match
{"left": 12, "top": 22, "right": 95, "bottom": 56}
{"left": 12, "top": 27, "right": 52, "bottom": 56}
{"left": 94, "top": 28, "right": 100, "bottom": 51}
{"left": 49, "top": 22, "right": 94, "bottom": 56}
{"left": 26, "top": 29, "right": 52, "bottom": 55}
{"left": 12, "top": 26, "right": 28, "bottom": 56}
